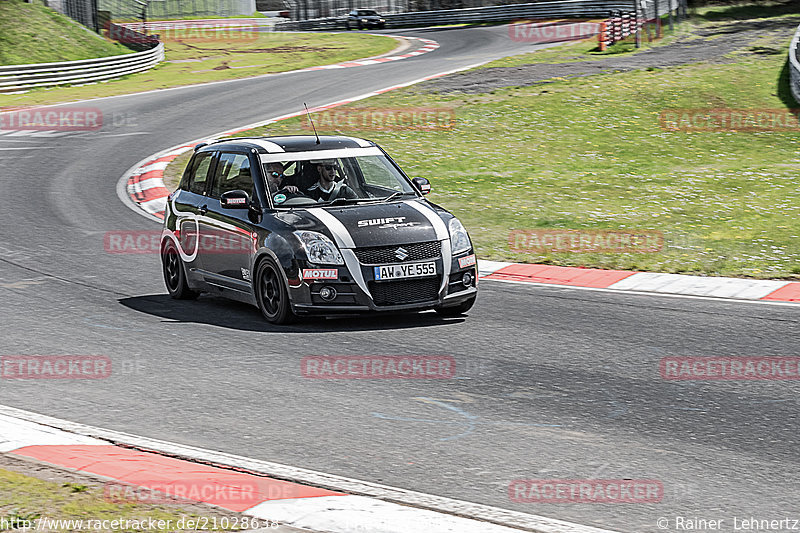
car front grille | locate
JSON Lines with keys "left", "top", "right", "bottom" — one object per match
{"left": 369, "top": 277, "right": 441, "bottom": 306}
{"left": 354, "top": 241, "right": 441, "bottom": 265}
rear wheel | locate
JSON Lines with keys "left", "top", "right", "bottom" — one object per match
{"left": 434, "top": 295, "right": 475, "bottom": 317}
{"left": 255, "top": 258, "right": 295, "bottom": 324}
{"left": 162, "top": 240, "right": 198, "bottom": 300}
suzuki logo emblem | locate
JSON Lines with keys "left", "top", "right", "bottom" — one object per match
{"left": 395, "top": 247, "right": 409, "bottom": 261}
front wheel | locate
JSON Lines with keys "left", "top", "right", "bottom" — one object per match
{"left": 434, "top": 295, "right": 475, "bottom": 317}
{"left": 255, "top": 258, "right": 295, "bottom": 324}
{"left": 162, "top": 240, "right": 198, "bottom": 300}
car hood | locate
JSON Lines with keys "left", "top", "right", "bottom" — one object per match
{"left": 301, "top": 200, "right": 446, "bottom": 248}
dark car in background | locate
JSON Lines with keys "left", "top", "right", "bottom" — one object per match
{"left": 160, "top": 135, "right": 477, "bottom": 324}
{"left": 345, "top": 9, "right": 386, "bottom": 30}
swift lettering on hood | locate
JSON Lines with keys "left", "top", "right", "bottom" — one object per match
{"left": 357, "top": 217, "right": 421, "bottom": 229}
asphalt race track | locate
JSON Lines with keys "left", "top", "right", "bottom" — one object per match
{"left": 1, "top": 24, "right": 799, "bottom": 533}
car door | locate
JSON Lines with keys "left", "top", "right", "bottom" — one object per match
{"left": 172, "top": 150, "right": 216, "bottom": 276}
{"left": 196, "top": 151, "right": 258, "bottom": 291}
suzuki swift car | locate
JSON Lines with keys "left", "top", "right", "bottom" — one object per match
{"left": 160, "top": 135, "right": 477, "bottom": 324}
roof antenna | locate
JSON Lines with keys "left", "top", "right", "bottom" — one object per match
{"left": 304, "top": 103, "right": 321, "bottom": 145}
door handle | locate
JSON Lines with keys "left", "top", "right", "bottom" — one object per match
{"left": 199, "top": 205, "right": 208, "bottom": 215}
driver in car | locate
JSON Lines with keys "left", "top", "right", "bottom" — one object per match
{"left": 265, "top": 162, "right": 304, "bottom": 206}
{"left": 306, "top": 160, "right": 358, "bottom": 202}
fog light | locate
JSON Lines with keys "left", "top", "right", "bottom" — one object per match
{"left": 319, "top": 286, "right": 337, "bottom": 301}
{"left": 462, "top": 272, "right": 474, "bottom": 287}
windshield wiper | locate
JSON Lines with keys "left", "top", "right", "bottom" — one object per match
{"left": 382, "top": 191, "right": 416, "bottom": 203}
{"left": 322, "top": 197, "right": 372, "bottom": 206}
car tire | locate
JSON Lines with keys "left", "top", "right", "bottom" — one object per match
{"left": 255, "top": 257, "right": 295, "bottom": 324}
{"left": 162, "top": 240, "right": 199, "bottom": 300}
{"left": 434, "top": 295, "right": 476, "bottom": 317}
{"left": 358, "top": 21, "right": 364, "bottom": 29}
{"left": 345, "top": 22, "right": 351, "bottom": 30}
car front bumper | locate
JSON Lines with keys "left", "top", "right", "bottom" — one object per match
{"left": 287, "top": 250, "right": 477, "bottom": 314}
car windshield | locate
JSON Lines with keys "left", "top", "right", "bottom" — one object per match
{"left": 357, "top": 10, "right": 378, "bottom": 15}
{"left": 261, "top": 153, "right": 417, "bottom": 208}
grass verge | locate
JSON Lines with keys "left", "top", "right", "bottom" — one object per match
{"left": 163, "top": 6, "right": 800, "bottom": 279}
{"left": 0, "top": 0, "right": 132, "bottom": 65}
{"left": 0, "top": 31, "right": 397, "bottom": 107}
{"left": 0, "top": 465, "right": 258, "bottom": 532}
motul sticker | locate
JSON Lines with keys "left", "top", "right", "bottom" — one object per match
{"left": 458, "top": 254, "right": 476, "bottom": 268}
{"left": 303, "top": 269, "right": 338, "bottom": 280}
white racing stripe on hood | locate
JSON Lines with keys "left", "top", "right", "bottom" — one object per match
{"left": 306, "top": 208, "right": 356, "bottom": 248}
{"left": 404, "top": 200, "right": 451, "bottom": 295}
{"left": 404, "top": 200, "right": 449, "bottom": 241}
{"left": 306, "top": 208, "right": 371, "bottom": 298}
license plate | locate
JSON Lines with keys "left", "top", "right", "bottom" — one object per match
{"left": 374, "top": 261, "right": 436, "bottom": 280}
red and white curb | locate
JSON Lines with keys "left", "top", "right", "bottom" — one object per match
{"left": 298, "top": 37, "right": 439, "bottom": 71}
{"left": 479, "top": 261, "right": 800, "bottom": 304}
{"left": 0, "top": 405, "right": 619, "bottom": 533}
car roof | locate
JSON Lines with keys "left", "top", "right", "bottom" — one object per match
{"left": 196, "top": 135, "right": 375, "bottom": 154}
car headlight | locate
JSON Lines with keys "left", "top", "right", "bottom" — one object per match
{"left": 294, "top": 231, "right": 344, "bottom": 265}
{"left": 448, "top": 218, "right": 471, "bottom": 256}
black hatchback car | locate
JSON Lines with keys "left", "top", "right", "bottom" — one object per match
{"left": 345, "top": 9, "right": 385, "bottom": 30}
{"left": 160, "top": 135, "right": 477, "bottom": 324}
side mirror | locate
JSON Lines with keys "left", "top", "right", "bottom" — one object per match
{"left": 412, "top": 177, "right": 431, "bottom": 195}
{"left": 220, "top": 190, "right": 250, "bottom": 209}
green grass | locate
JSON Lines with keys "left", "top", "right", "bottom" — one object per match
{"left": 172, "top": 8, "right": 800, "bottom": 279}
{"left": 0, "top": 31, "right": 397, "bottom": 106}
{"left": 0, "top": 468, "right": 251, "bottom": 532}
{"left": 0, "top": 0, "right": 132, "bottom": 65}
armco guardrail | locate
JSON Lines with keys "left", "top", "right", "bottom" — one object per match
{"left": 789, "top": 23, "right": 800, "bottom": 104}
{"left": 0, "top": 37, "right": 163, "bottom": 94}
{"left": 275, "top": 0, "right": 637, "bottom": 30}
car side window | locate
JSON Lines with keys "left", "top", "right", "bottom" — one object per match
{"left": 186, "top": 152, "right": 214, "bottom": 195}
{"left": 210, "top": 152, "right": 253, "bottom": 198}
